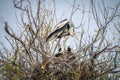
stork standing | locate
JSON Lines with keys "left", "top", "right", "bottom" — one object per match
{"left": 46, "top": 19, "right": 77, "bottom": 42}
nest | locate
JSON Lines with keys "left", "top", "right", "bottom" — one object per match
{"left": 30, "top": 52, "right": 96, "bottom": 80}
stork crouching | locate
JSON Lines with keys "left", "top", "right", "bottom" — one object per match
{"left": 46, "top": 19, "right": 77, "bottom": 42}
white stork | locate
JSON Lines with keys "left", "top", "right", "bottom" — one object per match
{"left": 46, "top": 19, "right": 77, "bottom": 42}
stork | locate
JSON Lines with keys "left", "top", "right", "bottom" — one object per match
{"left": 46, "top": 19, "right": 77, "bottom": 42}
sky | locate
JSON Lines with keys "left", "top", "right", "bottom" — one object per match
{"left": 0, "top": 0, "right": 16, "bottom": 48}
{"left": 0, "top": 0, "right": 120, "bottom": 49}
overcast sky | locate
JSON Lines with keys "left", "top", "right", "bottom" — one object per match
{"left": 0, "top": 0, "right": 120, "bottom": 49}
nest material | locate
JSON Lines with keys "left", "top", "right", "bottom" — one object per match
{"left": 30, "top": 52, "right": 96, "bottom": 80}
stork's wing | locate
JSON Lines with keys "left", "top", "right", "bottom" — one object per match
{"left": 46, "top": 23, "right": 69, "bottom": 42}
{"left": 56, "top": 19, "right": 69, "bottom": 30}
{"left": 46, "top": 28, "right": 64, "bottom": 42}
{"left": 46, "top": 19, "right": 69, "bottom": 42}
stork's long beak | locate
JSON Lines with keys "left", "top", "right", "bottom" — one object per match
{"left": 73, "top": 32, "right": 78, "bottom": 40}
{"left": 69, "top": 28, "right": 78, "bottom": 40}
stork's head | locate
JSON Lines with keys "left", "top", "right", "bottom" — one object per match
{"left": 69, "top": 20, "right": 78, "bottom": 40}
{"left": 68, "top": 20, "right": 74, "bottom": 36}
